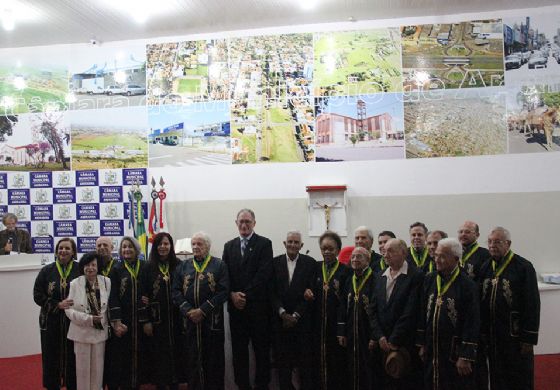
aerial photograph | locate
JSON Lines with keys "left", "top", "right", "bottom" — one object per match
{"left": 401, "top": 20, "right": 505, "bottom": 90}
{"left": 314, "top": 28, "right": 402, "bottom": 96}
{"left": 315, "top": 93, "right": 405, "bottom": 161}
{"left": 146, "top": 39, "right": 228, "bottom": 105}
{"left": 69, "top": 106, "right": 148, "bottom": 169}
{"left": 0, "top": 46, "right": 69, "bottom": 114}
{"left": 229, "top": 33, "right": 315, "bottom": 163}
{"left": 404, "top": 87, "right": 507, "bottom": 158}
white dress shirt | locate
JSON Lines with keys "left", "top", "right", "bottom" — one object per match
{"left": 382, "top": 260, "right": 408, "bottom": 300}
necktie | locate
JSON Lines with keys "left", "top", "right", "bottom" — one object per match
{"left": 241, "top": 238, "right": 247, "bottom": 257}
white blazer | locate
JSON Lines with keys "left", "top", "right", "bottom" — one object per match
{"left": 65, "top": 275, "right": 111, "bottom": 344}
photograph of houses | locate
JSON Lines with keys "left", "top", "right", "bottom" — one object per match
{"left": 0, "top": 112, "right": 71, "bottom": 171}
{"left": 314, "top": 29, "right": 402, "bottom": 96}
{"left": 404, "top": 87, "right": 507, "bottom": 158}
{"left": 229, "top": 33, "right": 315, "bottom": 163}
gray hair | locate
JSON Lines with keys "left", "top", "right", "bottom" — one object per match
{"left": 354, "top": 226, "right": 374, "bottom": 240}
{"left": 192, "top": 231, "right": 212, "bottom": 249}
{"left": 386, "top": 238, "right": 408, "bottom": 254}
{"left": 286, "top": 230, "right": 302, "bottom": 240}
{"left": 490, "top": 226, "right": 511, "bottom": 241}
{"left": 437, "top": 238, "right": 463, "bottom": 259}
{"left": 2, "top": 212, "right": 17, "bottom": 225}
{"left": 119, "top": 236, "right": 142, "bottom": 258}
{"left": 236, "top": 208, "right": 255, "bottom": 220}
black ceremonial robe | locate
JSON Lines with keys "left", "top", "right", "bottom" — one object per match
{"left": 108, "top": 259, "right": 148, "bottom": 389}
{"left": 479, "top": 252, "right": 540, "bottom": 390}
{"left": 310, "top": 260, "right": 350, "bottom": 390}
{"left": 407, "top": 247, "right": 434, "bottom": 274}
{"left": 460, "top": 243, "right": 490, "bottom": 281}
{"left": 172, "top": 256, "right": 230, "bottom": 390}
{"left": 337, "top": 269, "right": 376, "bottom": 390}
{"left": 417, "top": 269, "right": 479, "bottom": 390}
{"left": 33, "top": 260, "right": 80, "bottom": 390}
{"left": 141, "top": 259, "right": 185, "bottom": 386}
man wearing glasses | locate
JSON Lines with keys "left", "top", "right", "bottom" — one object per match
{"left": 479, "top": 227, "right": 540, "bottom": 390}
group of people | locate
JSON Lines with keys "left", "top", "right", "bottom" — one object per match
{"left": 30, "top": 208, "right": 540, "bottom": 390}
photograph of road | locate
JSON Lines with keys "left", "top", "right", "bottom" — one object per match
{"left": 314, "top": 29, "right": 402, "bottom": 96}
{"left": 67, "top": 43, "right": 147, "bottom": 110}
{"left": 404, "top": 87, "right": 507, "bottom": 158}
{"left": 146, "top": 39, "right": 228, "bottom": 105}
{"left": 401, "top": 20, "right": 505, "bottom": 90}
{"left": 0, "top": 46, "right": 69, "bottom": 114}
{"left": 503, "top": 13, "right": 560, "bottom": 86}
{"left": 229, "top": 33, "right": 315, "bottom": 163}
{"left": 315, "top": 93, "right": 405, "bottom": 161}
{"left": 506, "top": 83, "right": 560, "bottom": 153}
{"left": 69, "top": 106, "right": 148, "bottom": 169}
{"left": 148, "top": 102, "right": 231, "bottom": 167}
{"left": 0, "top": 112, "right": 71, "bottom": 171}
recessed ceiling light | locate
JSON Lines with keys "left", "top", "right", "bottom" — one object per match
{"left": 2, "top": 9, "right": 15, "bottom": 31}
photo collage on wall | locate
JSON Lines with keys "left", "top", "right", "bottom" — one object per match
{"left": 0, "top": 8, "right": 559, "bottom": 173}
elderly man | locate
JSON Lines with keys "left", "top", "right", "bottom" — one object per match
{"left": 370, "top": 238, "right": 423, "bottom": 389}
{"left": 0, "top": 212, "right": 32, "bottom": 255}
{"left": 426, "top": 230, "right": 448, "bottom": 259}
{"left": 222, "top": 209, "right": 273, "bottom": 390}
{"left": 418, "top": 238, "right": 479, "bottom": 390}
{"left": 458, "top": 221, "right": 489, "bottom": 281}
{"left": 96, "top": 236, "right": 117, "bottom": 276}
{"left": 337, "top": 246, "right": 376, "bottom": 390}
{"left": 407, "top": 222, "right": 434, "bottom": 273}
{"left": 270, "top": 231, "right": 316, "bottom": 390}
{"left": 374, "top": 230, "right": 396, "bottom": 273}
{"left": 354, "top": 225, "right": 383, "bottom": 265}
{"left": 479, "top": 227, "right": 540, "bottom": 390}
{"left": 173, "top": 231, "right": 229, "bottom": 390}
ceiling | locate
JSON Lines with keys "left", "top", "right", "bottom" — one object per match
{"left": 0, "top": 0, "right": 557, "bottom": 49}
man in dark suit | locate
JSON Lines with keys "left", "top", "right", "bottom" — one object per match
{"left": 270, "top": 231, "right": 316, "bottom": 390}
{"left": 407, "top": 222, "right": 434, "bottom": 273}
{"left": 371, "top": 238, "right": 424, "bottom": 389}
{"left": 222, "top": 208, "right": 273, "bottom": 390}
{"left": 0, "top": 212, "right": 32, "bottom": 255}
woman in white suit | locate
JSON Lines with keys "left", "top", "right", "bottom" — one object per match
{"left": 65, "top": 252, "right": 111, "bottom": 390}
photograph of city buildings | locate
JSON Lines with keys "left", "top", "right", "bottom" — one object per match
{"left": 314, "top": 29, "right": 402, "bottom": 96}
{"left": 503, "top": 13, "right": 560, "bottom": 85}
{"left": 401, "top": 19, "right": 505, "bottom": 90}
{"left": 229, "top": 33, "right": 315, "bottom": 163}
{"left": 404, "top": 87, "right": 507, "bottom": 158}
{"left": 148, "top": 102, "right": 231, "bottom": 167}
{"left": 315, "top": 93, "right": 404, "bottom": 161}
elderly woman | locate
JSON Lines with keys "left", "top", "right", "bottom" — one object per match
{"left": 304, "top": 230, "right": 350, "bottom": 390}
{"left": 65, "top": 252, "right": 111, "bottom": 390}
{"left": 141, "top": 232, "right": 184, "bottom": 389}
{"left": 108, "top": 236, "right": 148, "bottom": 390}
{"left": 0, "top": 212, "right": 32, "bottom": 255}
{"left": 172, "top": 231, "right": 230, "bottom": 390}
{"left": 33, "top": 238, "right": 80, "bottom": 390}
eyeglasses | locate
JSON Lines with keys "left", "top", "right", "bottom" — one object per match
{"left": 487, "top": 239, "right": 509, "bottom": 245}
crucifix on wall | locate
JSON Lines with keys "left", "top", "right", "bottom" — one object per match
{"left": 306, "top": 185, "right": 347, "bottom": 237}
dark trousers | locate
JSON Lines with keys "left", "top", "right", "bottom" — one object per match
{"left": 273, "top": 330, "right": 313, "bottom": 390}
{"left": 229, "top": 307, "right": 271, "bottom": 390}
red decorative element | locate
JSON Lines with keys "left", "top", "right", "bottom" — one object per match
{"left": 306, "top": 185, "right": 347, "bottom": 192}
